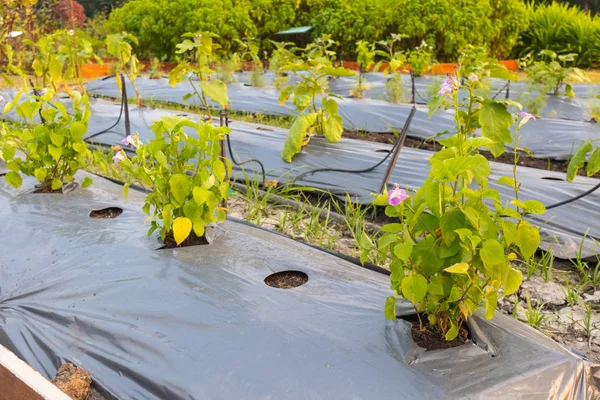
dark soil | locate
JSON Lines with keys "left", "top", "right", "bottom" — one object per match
{"left": 33, "top": 186, "right": 63, "bottom": 194}
{"left": 89, "top": 207, "right": 123, "bottom": 219}
{"left": 409, "top": 320, "right": 468, "bottom": 351}
{"left": 342, "top": 130, "right": 599, "bottom": 179}
{"left": 264, "top": 270, "right": 308, "bottom": 289}
{"left": 52, "top": 363, "right": 92, "bottom": 400}
{"left": 162, "top": 232, "right": 209, "bottom": 248}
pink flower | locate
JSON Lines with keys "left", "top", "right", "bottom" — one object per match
{"left": 518, "top": 111, "right": 536, "bottom": 120}
{"left": 468, "top": 74, "right": 478, "bottom": 82}
{"left": 112, "top": 151, "right": 125, "bottom": 163}
{"left": 438, "top": 73, "right": 459, "bottom": 96}
{"left": 121, "top": 134, "right": 140, "bottom": 148}
{"left": 0, "top": 96, "right": 5, "bottom": 103}
{"left": 388, "top": 184, "right": 409, "bottom": 206}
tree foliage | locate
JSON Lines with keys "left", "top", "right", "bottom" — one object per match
{"left": 52, "top": 0, "right": 86, "bottom": 28}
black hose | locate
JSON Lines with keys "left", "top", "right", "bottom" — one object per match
{"left": 291, "top": 105, "right": 417, "bottom": 185}
{"left": 225, "top": 132, "right": 267, "bottom": 186}
{"left": 545, "top": 180, "right": 600, "bottom": 210}
{"left": 491, "top": 80, "right": 510, "bottom": 100}
{"left": 30, "top": 79, "right": 47, "bottom": 124}
{"left": 221, "top": 109, "right": 267, "bottom": 186}
{"left": 85, "top": 75, "right": 126, "bottom": 141}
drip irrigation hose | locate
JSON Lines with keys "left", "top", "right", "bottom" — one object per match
{"left": 221, "top": 106, "right": 267, "bottom": 187}
{"left": 30, "top": 79, "right": 46, "bottom": 124}
{"left": 85, "top": 74, "right": 128, "bottom": 142}
{"left": 545, "top": 180, "right": 600, "bottom": 210}
{"left": 291, "top": 105, "right": 417, "bottom": 185}
{"left": 491, "top": 80, "right": 510, "bottom": 100}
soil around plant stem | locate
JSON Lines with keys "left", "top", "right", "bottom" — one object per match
{"left": 89, "top": 207, "right": 123, "bottom": 219}
{"left": 162, "top": 232, "right": 209, "bottom": 249}
{"left": 410, "top": 320, "right": 469, "bottom": 351}
{"left": 33, "top": 186, "right": 63, "bottom": 194}
{"left": 341, "top": 130, "right": 600, "bottom": 179}
{"left": 264, "top": 270, "right": 308, "bottom": 289}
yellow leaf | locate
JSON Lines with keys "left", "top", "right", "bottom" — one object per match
{"left": 458, "top": 302, "right": 470, "bottom": 320}
{"left": 173, "top": 217, "right": 192, "bottom": 245}
{"left": 444, "top": 262, "right": 469, "bottom": 274}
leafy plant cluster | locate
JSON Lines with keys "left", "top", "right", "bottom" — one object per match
{"left": 106, "top": 32, "right": 143, "bottom": 105}
{"left": 233, "top": 37, "right": 267, "bottom": 87}
{"left": 114, "top": 116, "right": 231, "bottom": 245}
{"left": 406, "top": 40, "right": 435, "bottom": 77}
{"left": 520, "top": 50, "right": 589, "bottom": 97}
{"left": 277, "top": 35, "right": 355, "bottom": 162}
{"left": 513, "top": 2, "right": 600, "bottom": 67}
{"left": 0, "top": 88, "right": 94, "bottom": 192}
{"left": 373, "top": 34, "right": 409, "bottom": 104}
{"left": 566, "top": 139, "right": 600, "bottom": 182}
{"left": 168, "top": 32, "right": 229, "bottom": 118}
{"left": 25, "top": 29, "right": 99, "bottom": 92}
{"left": 361, "top": 61, "right": 544, "bottom": 341}
{"left": 268, "top": 41, "right": 299, "bottom": 89}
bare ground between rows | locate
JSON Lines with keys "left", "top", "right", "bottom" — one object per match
{"left": 342, "top": 130, "right": 600, "bottom": 179}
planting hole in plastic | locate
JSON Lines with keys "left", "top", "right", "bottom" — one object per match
{"left": 376, "top": 149, "right": 391, "bottom": 153}
{"left": 541, "top": 176, "right": 564, "bottom": 181}
{"left": 256, "top": 127, "right": 273, "bottom": 131}
{"left": 89, "top": 207, "right": 124, "bottom": 219}
{"left": 264, "top": 270, "right": 308, "bottom": 289}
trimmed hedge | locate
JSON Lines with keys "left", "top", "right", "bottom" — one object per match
{"left": 106, "top": 0, "right": 599, "bottom": 66}
{"left": 106, "top": 0, "right": 298, "bottom": 60}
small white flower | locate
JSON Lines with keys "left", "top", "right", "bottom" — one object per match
{"left": 68, "top": 29, "right": 74, "bottom": 36}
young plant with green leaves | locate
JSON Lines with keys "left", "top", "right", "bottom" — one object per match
{"left": 371, "top": 65, "right": 544, "bottom": 341}
{"left": 350, "top": 40, "right": 375, "bottom": 99}
{"left": 522, "top": 291, "right": 546, "bottom": 329}
{"left": 169, "top": 32, "right": 228, "bottom": 119}
{"left": 268, "top": 40, "right": 298, "bottom": 89}
{"left": 565, "top": 138, "right": 600, "bottom": 182}
{"left": 233, "top": 37, "right": 266, "bottom": 87}
{"left": 149, "top": 57, "right": 162, "bottom": 79}
{"left": 216, "top": 54, "right": 241, "bottom": 84}
{"left": 278, "top": 36, "right": 355, "bottom": 162}
{"left": 373, "top": 34, "right": 408, "bottom": 103}
{"left": 113, "top": 116, "right": 231, "bottom": 246}
{"left": 106, "top": 32, "right": 142, "bottom": 105}
{"left": 407, "top": 40, "right": 435, "bottom": 77}
{"left": 1, "top": 89, "right": 93, "bottom": 192}
{"left": 26, "top": 29, "right": 99, "bottom": 92}
{"left": 520, "top": 50, "right": 589, "bottom": 98}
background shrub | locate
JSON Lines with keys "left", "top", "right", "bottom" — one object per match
{"left": 513, "top": 2, "right": 600, "bottom": 67}
{"left": 106, "top": 0, "right": 297, "bottom": 60}
{"left": 105, "top": 0, "right": 600, "bottom": 66}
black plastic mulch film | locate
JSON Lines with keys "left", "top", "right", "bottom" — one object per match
{"left": 0, "top": 171, "right": 598, "bottom": 399}
{"left": 2, "top": 84, "right": 600, "bottom": 259}
{"left": 86, "top": 73, "right": 600, "bottom": 161}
